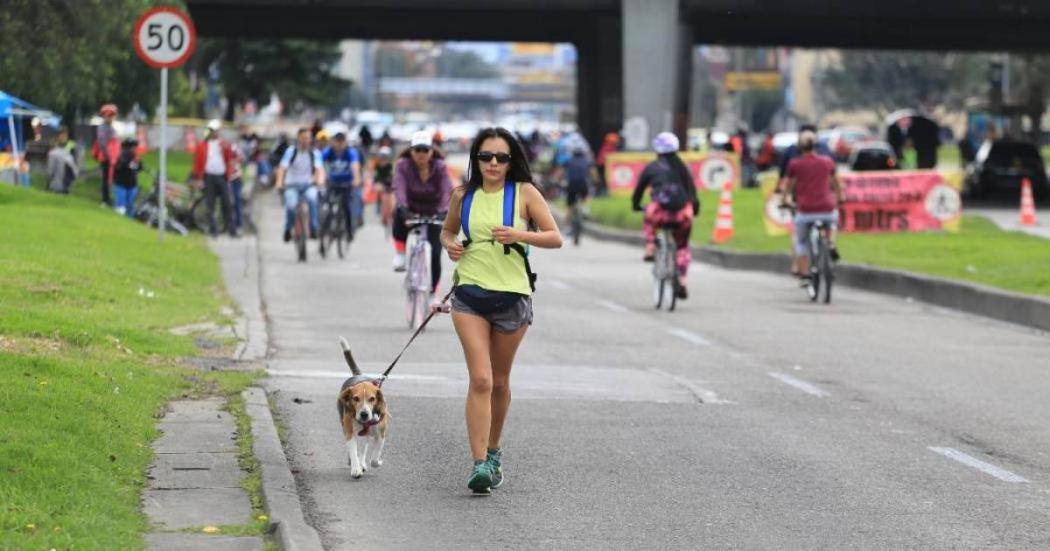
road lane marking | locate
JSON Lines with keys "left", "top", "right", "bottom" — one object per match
{"left": 647, "top": 369, "right": 736, "bottom": 405}
{"left": 667, "top": 328, "right": 712, "bottom": 346}
{"left": 767, "top": 371, "right": 830, "bottom": 397}
{"left": 268, "top": 369, "right": 450, "bottom": 381}
{"left": 928, "top": 447, "right": 1029, "bottom": 483}
{"left": 548, "top": 279, "right": 573, "bottom": 290}
{"left": 595, "top": 299, "right": 630, "bottom": 313}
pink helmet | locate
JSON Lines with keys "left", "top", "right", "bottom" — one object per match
{"left": 99, "top": 104, "right": 118, "bottom": 116}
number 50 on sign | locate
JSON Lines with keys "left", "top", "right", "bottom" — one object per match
{"left": 133, "top": 6, "right": 196, "bottom": 69}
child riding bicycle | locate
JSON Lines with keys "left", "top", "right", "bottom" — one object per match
{"left": 631, "top": 132, "right": 700, "bottom": 300}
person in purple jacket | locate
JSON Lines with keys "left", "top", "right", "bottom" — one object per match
{"left": 392, "top": 131, "right": 453, "bottom": 296}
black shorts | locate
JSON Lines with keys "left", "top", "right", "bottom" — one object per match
{"left": 566, "top": 181, "right": 589, "bottom": 207}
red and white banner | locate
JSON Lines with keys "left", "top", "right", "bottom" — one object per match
{"left": 763, "top": 170, "right": 963, "bottom": 235}
{"left": 605, "top": 152, "right": 741, "bottom": 197}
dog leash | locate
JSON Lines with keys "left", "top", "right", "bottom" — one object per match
{"left": 376, "top": 286, "right": 456, "bottom": 388}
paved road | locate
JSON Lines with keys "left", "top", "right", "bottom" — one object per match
{"left": 252, "top": 192, "right": 1050, "bottom": 550}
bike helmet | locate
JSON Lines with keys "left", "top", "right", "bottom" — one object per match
{"left": 99, "top": 104, "right": 118, "bottom": 116}
{"left": 652, "top": 132, "right": 679, "bottom": 154}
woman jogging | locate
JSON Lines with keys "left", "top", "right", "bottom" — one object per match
{"left": 441, "top": 127, "right": 562, "bottom": 494}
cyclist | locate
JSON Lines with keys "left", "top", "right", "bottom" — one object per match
{"left": 631, "top": 132, "right": 699, "bottom": 299}
{"left": 391, "top": 131, "right": 452, "bottom": 299}
{"left": 782, "top": 130, "right": 843, "bottom": 278}
{"left": 276, "top": 128, "right": 325, "bottom": 242}
{"left": 373, "top": 145, "right": 394, "bottom": 220}
{"left": 564, "top": 146, "right": 597, "bottom": 240}
{"left": 321, "top": 132, "right": 362, "bottom": 239}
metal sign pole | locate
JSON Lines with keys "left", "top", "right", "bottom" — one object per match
{"left": 158, "top": 67, "right": 168, "bottom": 242}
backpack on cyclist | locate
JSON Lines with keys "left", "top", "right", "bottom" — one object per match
{"left": 459, "top": 181, "right": 537, "bottom": 292}
{"left": 286, "top": 147, "right": 317, "bottom": 177}
{"left": 649, "top": 159, "right": 688, "bottom": 212}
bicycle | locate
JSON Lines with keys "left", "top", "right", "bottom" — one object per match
{"left": 780, "top": 203, "right": 835, "bottom": 304}
{"left": 135, "top": 170, "right": 192, "bottom": 236}
{"left": 568, "top": 203, "right": 583, "bottom": 246}
{"left": 652, "top": 222, "right": 680, "bottom": 311}
{"left": 292, "top": 194, "right": 310, "bottom": 263}
{"left": 319, "top": 187, "right": 353, "bottom": 260}
{"left": 403, "top": 215, "right": 444, "bottom": 330}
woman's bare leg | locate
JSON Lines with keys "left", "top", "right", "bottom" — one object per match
{"left": 453, "top": 311, "right": 493, "bottom": 461}
{"left": 488, "top": 325, "right": 528, "bottom": 449}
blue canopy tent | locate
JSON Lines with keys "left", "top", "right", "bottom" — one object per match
{"left": 0, "top": 91, "right": 60, "bottom": 184}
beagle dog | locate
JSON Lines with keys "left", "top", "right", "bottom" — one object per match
{"left": 338, "top": 337, "right": 390, "bottom": 479}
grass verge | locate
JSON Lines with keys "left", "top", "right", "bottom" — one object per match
{"left": 588, "top": 189, "right": 1050, "bottom": 297}
{"left": 0, "top": 182, "right": 262, "bottom": 549}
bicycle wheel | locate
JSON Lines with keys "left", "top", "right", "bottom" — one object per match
{"left": 571, "top": 209, "right": 582, "bottom": 246}
{"left": 411, "top": 242, "right": 432, "bottom": 330}
{"left": 652, "top": 236, "right": 666, "bottom": 309}
{"left": 335, "top": 207, "right": 347, "bottom": 259}
{"left": 295, "top": 202, "right": 308, "bottom": 262}
{"left": 662, "top": 249, "right": 677, "bottom": 311}
{"left": 190, "top": 197, "right": 211, "bottom": 233}
{"left": 818, "top": 237, "right": 833, "bottom": 304}
{"left": 192, "top": 195, "right": 228, "bottom": 235}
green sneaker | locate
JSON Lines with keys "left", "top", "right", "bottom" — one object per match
{"left": 467, "top": 460, "right": 493, "bottom": 494}
{"left": 486, "top": 448, "right": 504, "bottom": 489}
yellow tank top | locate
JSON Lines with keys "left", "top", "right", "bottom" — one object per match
{"left": 454, "top": 183, "right": 531, "bottom": 295}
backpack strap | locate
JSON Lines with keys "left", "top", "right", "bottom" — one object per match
{"left": 459, "top": 182, "right": 537, "bottom": 292}
{"left": 460, "top": 186, "right": 476, "bottom": 246}
{"left": 501, "top": 181, "right": 515, "bottom": 255}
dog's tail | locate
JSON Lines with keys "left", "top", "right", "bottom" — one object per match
{"left": 339, "top": 337, "right": 362, "bottom": 376}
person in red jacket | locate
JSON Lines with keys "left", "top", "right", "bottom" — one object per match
{"left": 93, "top": 104, "right": 121, "bottom": 206}
{"left": 191, "top": 119, "right": 238, "bottom": 237}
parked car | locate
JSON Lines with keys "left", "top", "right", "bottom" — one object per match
{"left": 964, "top": 140, "right": 1049, "bottom": 201}
{"left": 849, "top": 141, "right": 898, "bottom": 171}
{"left": 824, "top": 126, "right": 875, "bottom": 162}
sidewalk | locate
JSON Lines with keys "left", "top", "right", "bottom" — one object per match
{"left": 143, "top": 399, "right": 261, "bottom": 550}
{"left": 141, "top": 235, "right": 276, "bottom": 550}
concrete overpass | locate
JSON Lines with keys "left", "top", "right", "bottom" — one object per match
{"left": 187, "top": 0, "right": 1050, "bottom": 147}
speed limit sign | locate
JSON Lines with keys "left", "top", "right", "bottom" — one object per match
{"left": 132, "top": 6, "right": 196, "bottom": 243}
{"left": 133, "top": 6, "right": 196, "bottom": 69}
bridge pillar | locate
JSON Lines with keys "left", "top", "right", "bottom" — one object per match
{"left": 621, "top": 0, "right": 692, "bottom": 149}
{"left": 576, "top": 14, "right": 623, "bottom": 150}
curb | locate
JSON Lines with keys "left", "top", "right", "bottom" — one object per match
{"left": 244, "top": 388, "right": 324, "bottom": 551}
{"left": 579, "top": 218, "right": 1050, "bottom": 333}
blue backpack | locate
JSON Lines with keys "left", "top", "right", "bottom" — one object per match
{"left": 460, "top": 181, "right": 537, "bottom": 292}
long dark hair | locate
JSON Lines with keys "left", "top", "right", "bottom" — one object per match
{"left": 660, "top": 151, "right": 695, "bottom": 190}
{"left": 464, "top": 127, "right": 533, "bottom": 191}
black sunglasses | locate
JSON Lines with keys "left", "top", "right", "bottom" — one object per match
{"left": 412, "top": 146, "right": 431, "bottom": 153}
{"left": 476, "top": 151, "right": 512, "bottom": 164}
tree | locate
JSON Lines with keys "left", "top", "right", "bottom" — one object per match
{"left": 821, "top": 50, "right": 988, "bottom": 114}
{"left": 0, "top": 0, "right": 192, "bottom": 123}
{"left": 194, "top": 38, "right": 349, "bottom": 120}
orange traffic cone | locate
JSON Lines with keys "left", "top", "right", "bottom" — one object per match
{"left": 1020, "top": 177, "right": 1038, "bottom": 226}
{"left": 711, "top": 182, "right": 734, "bottom": 243}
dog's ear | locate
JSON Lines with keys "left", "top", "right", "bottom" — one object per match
{"left": 338, "top": 387, "right": 354, "bottom": 406}
{"left": 374, "top": 387, "right": 385, "bottom": 414}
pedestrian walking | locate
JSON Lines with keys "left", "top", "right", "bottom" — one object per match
{"left": 46, "top": 127, "right": 78, "bottom": 194}
{"left": 439, "top": 127, "right": 563, "bottom": 494}
{"left": 191, "top": 119, "right": 238, "bottom": 237}
{"left": 93, "top": 104, "right": 120, "bottom": 206}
